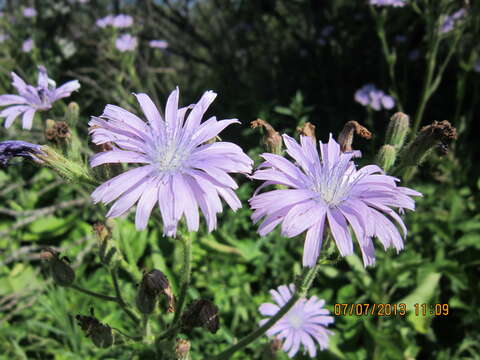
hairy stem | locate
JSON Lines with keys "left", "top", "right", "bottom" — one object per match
{"left": 70, "top": 284, "right": 117, "bottom": 302}
{"left": 110, "top": 266, "right": 140, "bottom": 324}
{"left": 171, "top": 233, "right": 193, "bottom": 328}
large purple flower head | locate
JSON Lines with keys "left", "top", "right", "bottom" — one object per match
{"left": 249, "top": 135, "right": 421, "bottom": 267}
{"left": 259, "top": 284, "right": 334, "bottom": 358}
{"left": 0, "top": 66, "right": 80, "bottom": 129}
{"left": 89, "top": 88, "right": 253, "bottom": 236}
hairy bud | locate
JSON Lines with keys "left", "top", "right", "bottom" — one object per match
{"left": 181, "top": 299, "right": 219, "bottom": 334}
{"left": 338, "top": 121, "right": 371, "bottom": 153}
{"left": 175, "top": 338, "right": 191, "bottom": 360}
{"left": 41, "top": 248, "right": 75, "bottom": 287}
{"left": 76, "top": 311, "right": 113, "bottom": 348}
{"left": 251, "top": 119, "right": 283, "bottom": 155}
{"left": 65, "top": 102, "right": 80, "bottom": 127}
{"left": 376, "top": 145, "right": 397, "bottom": 172}
{"left": 385, "top": 112, "right": 410, "bottom": 149}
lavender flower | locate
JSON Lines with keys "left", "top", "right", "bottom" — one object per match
{"left": 89, "top": 88, "right": 253, "bottom": 235}
{"left": 474, "top": 60, "right": 480, "bottom": 73}
{"left": 112, "top": 14, "right": 133, "bottom": 28}
{"left": 22, "top": 38, "right": 34, "bottom": 53}
{"left": 0, "top": 34, "right": 8, "bottom": 43}
{"left": 0, "top": 140, "right": 43, "bottom": 167}
{"left": 259, "top": 284, "right": 334, "bottom": 358}
{"left": 440, "top": 9, "right": 467, "bottom": 34}
{"left": 354, "top": 84, "right": 395, "bottom": 111}
{"left": 369, "top": 0, "right": 406, "bottom": 7}
{"left": 0, "top": 66, "right": 80, "bottom": 129}
{"left": 96, "top": 15, "right": 114, "bottom": 28}
{"left": 149, "top": 40, "right": 169, "bottom": 49}
{"left": 115, "top": 34, "right": 137, "bottom": 52}
{"left": 23, "top": 7, "right": 37, "bottom": 18}
{"left": 249, "top": 135, "right": 421, "bottom": 267}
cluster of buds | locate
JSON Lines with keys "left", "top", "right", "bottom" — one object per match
{"left": 181, "top": 299, "right": 219, "bottom": 334}
{"left": 375, "top": 112, "right": 410, "bottom": 172}
{"left": 76, "top": 308, "right": 113, "bottom": 348}
{"left": 40, "top": 248, "right": 75, "bottom": 287}
{"left": 136, "top": 269, "right": 175, "bottom": 314}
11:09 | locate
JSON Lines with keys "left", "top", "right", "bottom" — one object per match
{"left": 414, "top": 303, "right": 449, "bottom": 316}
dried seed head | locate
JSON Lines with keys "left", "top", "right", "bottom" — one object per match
{"left": 181, "top": 299, "right": 219, "bottom": 334}
{"left": 76, "top": 313, "right": 113, "bottom": 348}
{"left": 136, "top": 269, "right": 175, "bottom": 314}
{"left": 297, "top": 122, "right": 316, "bottom": 141}
{"left": 385, "top": 112, "right": 410, "bottom": 149}
{"left": 41, "top": 247, "right": 75, "bottom": 287}
{"left": 376, "top": 145, "right": 397, "bottom": 172}
{"left": 338, "top": 120, "right": 371, "bottom": 153}
{"left": 45, "top": 120, "right": 71, "bottom": 144}
{"left": 251, "top": 119, "right": 283, "bottom": 155}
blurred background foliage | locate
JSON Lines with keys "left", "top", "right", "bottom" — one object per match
{"left": 0, "top": 0, "right": 479, "bottom": 359}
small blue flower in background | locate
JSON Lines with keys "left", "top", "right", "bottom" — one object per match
{"left": 354, "top": 84, "right": 395, "bottom": 111}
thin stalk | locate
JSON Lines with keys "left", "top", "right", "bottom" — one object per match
{"left": 171, "top": 233, "right": 193, "bottom": 327}
{"left": 211, "top": 260, "right": 327, "bottom": 360}
{"left": 70, "top": 284, "right": 117, "bottom": 302}
{"left": 110, "top": 267, "right": 140, "bottom": 324}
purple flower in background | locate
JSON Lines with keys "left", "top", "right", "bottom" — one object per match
{"left": 89, "top": 88, "right": 253, "bottom": 235}
{"left": 115, "top": 34, "right": 137, "bottom": 52}
{"left": 23, "top": 7, "right": 37, "bottom": 18}
{"left": 440, "top": 8, "right": 467, "bottom": 34}
{"left": 22, "top": 38, "right": 34, "bottom": 53}
{"left": 474, "top": 60, "right": 480, "bottom": 73}
{"left": 394, "top": 35, "right": 407, "bottom": 43}
{"left": 113, "top": 14, "right": 133, "bottom": 28}
{"left": 249, "top": 135, "right": 421, "bottom": 267}
{"left": 0, "top": 66, "right": 80, "bottom": 129}
{"left": 0, "top": 140, "right": 43, "bottom": 167}
{"left": 96, "top": 15, "right": 114, "bottom": 28}
{"left": 0, "top": 34, "right": 8, "bottom": 43}
{"left": 259, "top": 284, "right": 334, "bottom": 358}
{"left": 369, "top": 0, "right": 406, "bottom": 7}
{"left": 149, "top": 40, "right": 169, "bottom": 49}
{"left": 354, "top": 84, "right": 395, "bottom": 111}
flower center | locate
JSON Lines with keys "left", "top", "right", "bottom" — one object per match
{"left": 287, "top": 312, "right": 304, "bottom": 329}
{"left": 154, "top": 141, "right": 189, "bottom": 173}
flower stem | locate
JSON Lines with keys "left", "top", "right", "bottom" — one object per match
{"left": 171, "top": 233, "right": 193, "bottom": 328}
{"left": 211, "top": 261, "right": 325, "bottom": 360}
{"left": 110, "top": 266, "right": 140, "bottom": 324}
{"left": 70, "top": 284, "right": 117, "bottom": 302}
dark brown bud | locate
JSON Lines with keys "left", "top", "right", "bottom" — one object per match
{"left": 251, "top": 119, "right": 283, "bottom": 155}
{"left": 45, "top": 120, "right": 71, "bottom": 144}
{"left": 181, "top": 299, "right": 219, "bottom": 334}
{"left": 261, "top": 338, "right": 283, "bottom": 359}
{"left": 136, "top": 270, "right": 174, "bottom": 314}
{"left": 41, "top": 248, "right": 75, "bottom": 287}
{"left": 338, "top": 120, "right": 371, "bottom": 153}
{"left": 296, "top": 122, "right": 316, "bottom": 141}
{"left": 76, "top": 312, "right": 113, "bottom": 348}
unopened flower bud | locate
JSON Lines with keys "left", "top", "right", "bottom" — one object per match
{"left": 65, "top": 102, "right": 80, "bottom": 126}
{"left": 36, "top": 146, "right": 96, "bottom": 185}
{"left": 175, "top": 338, "right": 191, "bottom": 360}
{"left": 41, "top": 248, "right": 75, "bottom": 287}
{"left": 251, "top": 119, "right": 283, "bottom": 155}
{"left": 338, "top": 120, "right": 371, "bottom": 154}
{"left": 261, "top": 338, "right": 282, "bottom": 359}
{"left": 376, "top": 145, "right": 397, "bottom": 172}
{"left": 297, "top": 122, "right": 316, "bottom": 141}
{"left": 136, "top": 269, "right": 174, "bottom": 314}
{"left": 181, "top": 299, "right": 219, "bottom": 334}
{"left": 385, "top": 112, "right": 410, "bottom": 149}
{"left": 76, "top": 312, "right": 113, "bottom": 348}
